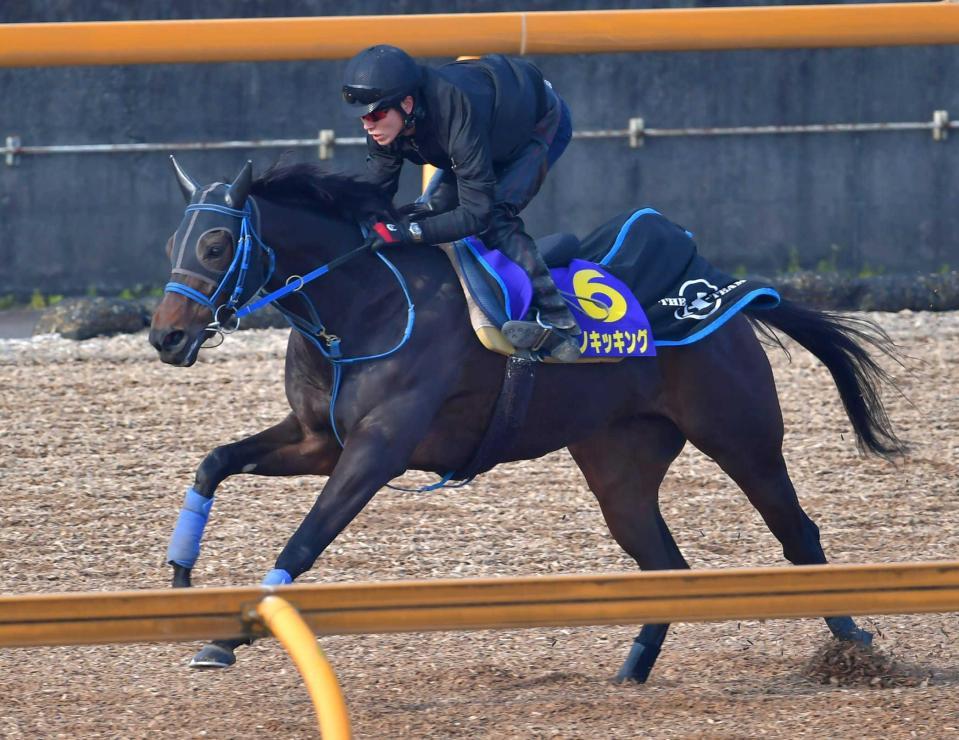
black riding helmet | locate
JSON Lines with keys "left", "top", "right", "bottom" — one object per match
{"left": 342, "top": 45, "right": 422, "bottom": 116}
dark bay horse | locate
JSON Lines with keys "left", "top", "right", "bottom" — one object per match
{"left": 149, "top": 159, "right": 904, "bottom": 679}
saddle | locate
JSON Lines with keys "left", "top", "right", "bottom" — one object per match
{"left": 439, "top": 208, "right": 781, "bottom": 362}
{"left": 438, "top": 233, "right": 594, "bottom": 359}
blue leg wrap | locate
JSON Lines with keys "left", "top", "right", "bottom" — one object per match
{"left": 166, "top": 488, "right": 214, "bottom": 568}
{"left": 262, "top": 568, "right": 293, "bottom": 586}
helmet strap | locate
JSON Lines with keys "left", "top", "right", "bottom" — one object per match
{"left": 401, "top": 98, "right": 422, "bottom": 131}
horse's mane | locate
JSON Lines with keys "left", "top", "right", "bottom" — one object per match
{"left": 250, "top": 162, "right": 397, "bottom": 223}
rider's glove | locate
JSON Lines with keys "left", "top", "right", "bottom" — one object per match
{"left": 396, "top": 201, "right": 435, "bottom": 220}
{"left": 365, "top": 218, "right": 423, "bottom": 251}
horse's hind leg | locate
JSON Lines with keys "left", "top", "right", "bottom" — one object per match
{"left": 670, "top": 319, "right": 872, "bottom": 645}
{"left": 706, "top": 447, "right": 871, "bottom": 643}
{"left": 568, "top": 416, "right": 688, "bottom": 684}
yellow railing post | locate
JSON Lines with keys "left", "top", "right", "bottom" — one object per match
{"left": 421, "top": 164, "right": 437, "bottom": 194}
{"left": 256, "top": 595, "right": 351, "bottom": 740}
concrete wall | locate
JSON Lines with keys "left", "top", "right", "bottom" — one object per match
{"left": 1, "top": 0, "right": 957, "bottom": 298}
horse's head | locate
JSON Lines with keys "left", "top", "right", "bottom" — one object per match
{"left": 149, "top": 157, "right": 273, "bottom": 366}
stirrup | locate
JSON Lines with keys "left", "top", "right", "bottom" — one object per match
{"left": 501, "top": 319, "right": 553, "bottom": 351}
{"left": 540, "top": 330, "right": 582, "bottom": 363}
{"left": 502, "top": 320, "right": 582, "bottom": 363}
{"left": 537, "top": 310, "right": 579, "bottom": 332}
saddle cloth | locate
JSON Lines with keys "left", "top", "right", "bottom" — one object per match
{"left": 439, "top": 208, "right": 781, "bottom": 360}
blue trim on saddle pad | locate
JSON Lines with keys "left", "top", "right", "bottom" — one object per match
{"left": 598, "top": 207, "right": 696, "bottom": 266}
{"left": 452, "top": 240, "right": 509, "bottom": 326}
{"left": 167, "top": 487, "right": 214, "bottom": 568}
{"left": 654, "top": 288, "right": 782, "bottom": 347}
{"left": 600, "top": 208, "right": 662, "bottom": 266}
{"left": 462, "top": 238, "right": 514, "bottom": 321}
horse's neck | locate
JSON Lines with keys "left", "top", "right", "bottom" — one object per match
{"left": 254, "top": 197, "right": 413, "bottom": 353}
{"left": 256, "top": 197, "right": 361, "bottom": 260}
{"left": 257, "top": 197, "right": 362, "bottom": 294}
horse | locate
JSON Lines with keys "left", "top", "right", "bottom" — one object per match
{"left": 149, "top": 158, "right": 904, "bottom": 679}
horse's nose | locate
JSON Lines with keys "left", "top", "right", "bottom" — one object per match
{"left": 149, "top": 326, "right": 188, "bottom": 355}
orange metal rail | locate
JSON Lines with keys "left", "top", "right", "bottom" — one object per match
{"left": 1, "top": 4, "right": 958, "bottom": 67}
{"left": 2, "top": 561, "right": 959, "bottom": 648}
{"left": 257, "top": 596, "right": 351, "bottom": 740}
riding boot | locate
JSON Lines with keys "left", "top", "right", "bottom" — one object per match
{"left": 530, "top": 273, "right": 578, "bottom": 331}
{"left": 503, "top": 271, "right": 581, "bottom": 356}
{"left": 486, "top": 216, "right": 581, "bottom": 361}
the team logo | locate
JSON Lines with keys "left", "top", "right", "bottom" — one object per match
{"left": 659, "top": 279, "right": 746, "bottom": 321}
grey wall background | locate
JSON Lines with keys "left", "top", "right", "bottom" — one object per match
{"left": 1, "top": 0, "right": 957, "bottom": 298}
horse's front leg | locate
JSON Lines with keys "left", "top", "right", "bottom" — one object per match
{"left": 270, "top": 410, "right": 427, "bottom": 581}
{"left": 188, "top": 397, "right": 436, "bottom": 670}
{"left": 167, "top": 412, "right": 339, "bottom": 588}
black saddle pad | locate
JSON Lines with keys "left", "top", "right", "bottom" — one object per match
{"left": 571, "top": 208, "right": 780, "bottom": 346}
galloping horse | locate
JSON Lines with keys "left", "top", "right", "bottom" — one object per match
{"left": 149, "top": 159, "right": 903, "bottom": 679}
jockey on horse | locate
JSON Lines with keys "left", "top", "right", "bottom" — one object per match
{"left": 341, "top": 44, "right": 581, "bottom": 362}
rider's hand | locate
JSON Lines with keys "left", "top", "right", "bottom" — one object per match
{"left": 365, "top": 218, "right": 422, "bottom": 251}
{"left": 396, "top": 201, "right": 434, "bottom": 220}
{"left": 365, "top": 220, "right": 411, "bottom": 251}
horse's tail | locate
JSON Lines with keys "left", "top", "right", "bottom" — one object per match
{"left": 745, "top": 299, "right": 906, "bottom": 458}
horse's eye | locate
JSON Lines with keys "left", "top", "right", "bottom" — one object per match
{"left": 196, "top": 230, "right": 234, "bottom": 268}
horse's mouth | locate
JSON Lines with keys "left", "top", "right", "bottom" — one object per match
{"left": 175, "top": 331, "right": 212, "bottom": 367}
{"left": 151, "top": 326, "right": 210, "bottom": 367}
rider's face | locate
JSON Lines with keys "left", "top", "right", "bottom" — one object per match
{"left": 361, "top": 96, "right": 414, "bottom": 146}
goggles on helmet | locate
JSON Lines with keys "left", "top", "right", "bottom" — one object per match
{"left": 342, "top": 85, "right": 388, "bottom": 107}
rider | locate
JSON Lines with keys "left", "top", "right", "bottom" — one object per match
{"left": 341, "top": 44, "right": 580, "bottom": 361}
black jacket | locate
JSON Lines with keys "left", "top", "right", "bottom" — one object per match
{"left": 363, "top": 54, "right": 547, "bottom": 244}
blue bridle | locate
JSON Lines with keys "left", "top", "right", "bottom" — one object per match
{"left": 164, "top": 202, "right": 276, "bottom": 334}
{"left": 162, "top": 199, "right": 424, "bottom": 457}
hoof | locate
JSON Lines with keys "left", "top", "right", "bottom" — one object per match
{"left": 826, "top": 616, "right": 874, "bottom": 645}
{"left": 614, "top": 641, "right": 661, "bottom": 684}
{"left": 839, "top": 628, "right": 874, "bottom": 646}
{"left": 172, "top": 563, "right": 192, "bottom": 588}
{"left": 189, "top": 642, "right": 236, "bottom": 669}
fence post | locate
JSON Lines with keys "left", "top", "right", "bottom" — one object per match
{"left": 256, "top": 595, "right": 351, "bottom": 739}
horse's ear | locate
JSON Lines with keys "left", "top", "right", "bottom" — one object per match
{"left": 226, "top": 160, "right": 253, "bottom": 209}
{"left": 170, "top": 155, "right": 198, "bottom": 203}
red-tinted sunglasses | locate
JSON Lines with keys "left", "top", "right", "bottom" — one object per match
{"left": 361, "top": 108, "right": 390, "bottom": 123}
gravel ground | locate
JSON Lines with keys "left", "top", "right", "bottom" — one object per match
{"left": 0, "top": 311, "right": 957, "bottom": 739}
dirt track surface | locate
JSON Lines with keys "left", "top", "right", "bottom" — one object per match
{"left": 1, "top": 311, "right": 957, "bottom": 739}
